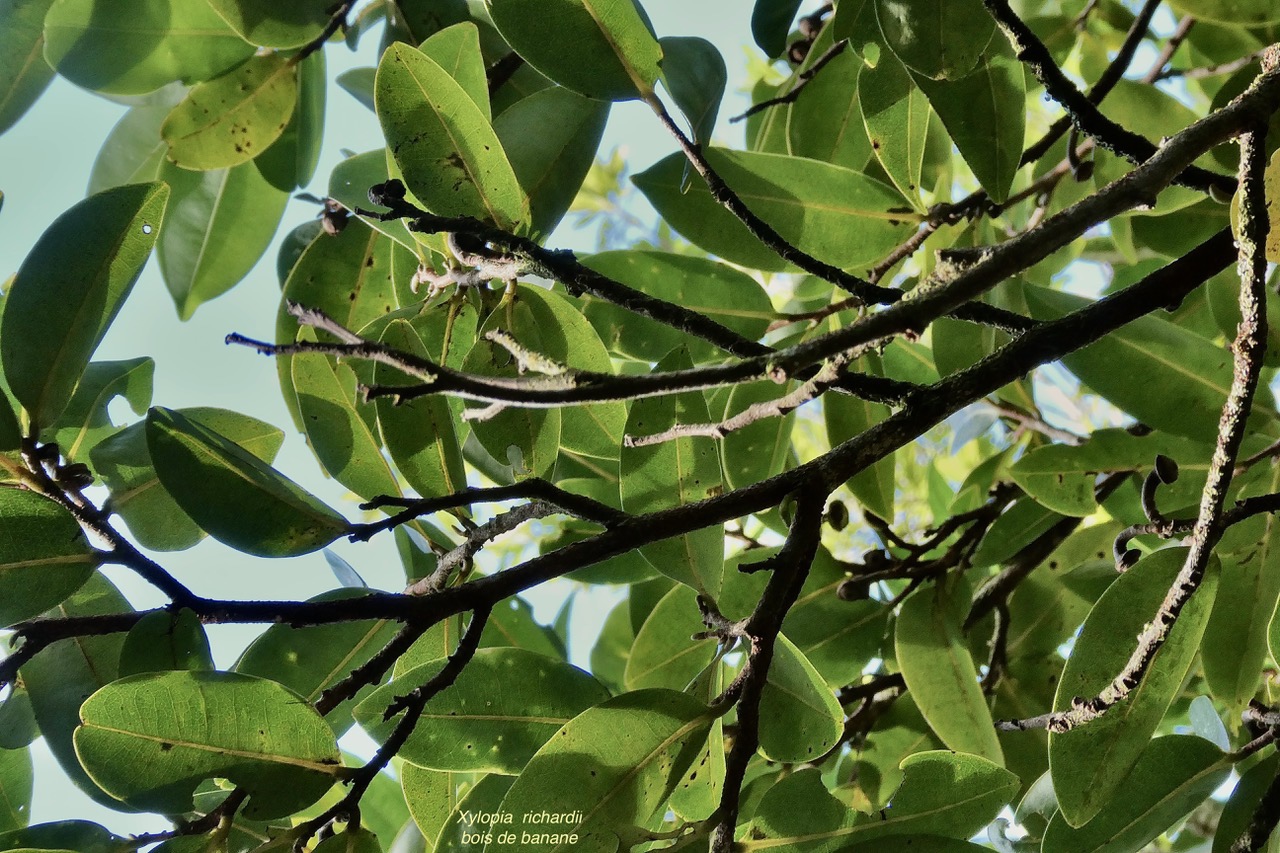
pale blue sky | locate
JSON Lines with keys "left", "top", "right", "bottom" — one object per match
{"left": 0, "top": 0, "right": 825, "bottom": 838}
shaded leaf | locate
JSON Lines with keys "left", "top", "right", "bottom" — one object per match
{"left": 660, "top": 36, "right": 726, "bottom": 148}
{"left": 0, "top": 490, "right": 96, "bottom": 629}
{"left": 205, "top": 0, "right": 333, "bottom": 48}
{"left": 875, "top": 0, "right": 996, "bottom": 80}
{"left": 758, "top": 634, "right": 844, "bottom": 763}
{"left": 0, "top": 0, "right": 56, "bottom": 136}
{"left": 43, "top": 357, "right": 153, "bottom": 464}
{"left": 118, "top": 609, "right": 214, "bottom": 677}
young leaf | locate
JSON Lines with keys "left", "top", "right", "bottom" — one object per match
{"left": 161, "top": 53, "right": 299, "bottom": 171}
{"left": 495, "top": 86, "right": 610, "bottom": 240}
{"left": 146, "top": 406, "right": 348, "bottom": 557}
{"left": 355, "top": 648, "right": 610, "bottom": 774}
{"left": 485, "top": 0, "right": 664, "bottom": 101}
{"left": 620, "top": 347, "right": 725, "bottom": 596}
{"left": 43, "top": 0, "right": 253, "bottom": 95}
{"left": 633, "top": 148, "right": 918, "bottom": 272}
{"left": 486, "top": 689, "right": 712, "bottom": 851}
{"left": 895, "top": 577, "right": 1004, "bottom": 765}
{"left": 1, "top": 182, "right": 168, "bottom": 428}
{"left": 157, "top": 160, "right": 289, "bottom": 320}
{"left": 0, "top": 0, "right": 55, "bottom": 135}
{"left": 74, "top": 670, "right": 342, "bottom": 819}
{"left": 375, "top": 43, "right": 528, "bottom": 231}
{"left": 1050, "top": 548, "right": 1220, "bottom": 827}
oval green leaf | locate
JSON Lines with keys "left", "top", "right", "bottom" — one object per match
{"left": 875, "top": 0, "right": 996, "bottom": 80}
{"left": 0, "top": 0, "right": 55, "bottom": 135}
{"left": 0, "top": 489, "right": 96, "bottom": 629}
{"left": 205, "top": 0, "right": 333, "bottom": 48}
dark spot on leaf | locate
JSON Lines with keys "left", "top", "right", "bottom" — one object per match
{"left": 160, "top": 742, "right": 174, "bottom": 752}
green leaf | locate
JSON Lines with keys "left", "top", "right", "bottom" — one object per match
{"left": 157, "top": 160, "right": 289, "bottom": 319}
{"left": 20, "top": 575, "right": 135, "bottom": 810}
{"left": 487, "top": 689, "right": 711, "bottom": 851}
{"left": 895, "top": 576, "right": 1003, "bottom": 765}
{"left": 660, "top": 37, "right": 725, "bottom": 149}
{"left": 161, "top": 53, "right": 298, "bottom": 171}
{"left": 714, "top": 380, "right": 796, "bottom": 491}
{"left": 1, "top": 182, "right": 168, "bottom": 428}
{"left": 875, "top": 0, "right": 996, "bottom": 80}
{"left": 0, "top": 820, "right": 121, "bottom": 852}
{"left": 580, "top": 250, "right": 775, "bottom": 363}
{"left": 624, "top": 585, "right": 716, "bottom": 691}
{"left": 620, "top": 347, "right": 725, "bottom": 595}
{"left": 91, "top": 406, "right": 284, "bottom": 552}
{"left": 43, "top": 0, "right": 254, "bottom": 95}
{"left": 1168, "top": 0, "right": 1280, "bottom": 26}
{"left": 146, "top": 406, "right": 348, "bottom": 557}
{"left": 1050, "top": 548, "right": 1220, "bottom": 827}
{"left": 0, "top": 689, "right": 37, "bottom": 750}
{"left": 0, "top": 390, "right": 19, "bottom": 452}
{"left": 74, "top": 670, "right": 342, "bottom": 819}
{"left": 358, "top": 648, "right": 609, "bottom": 774}
{"left": 859, "top": 56, "right": 930, "bottom": 206}
{"left": 205, "top": 0, "right": 333, "bottom": 48}
{"left": 431, "top": 774, "right": 514, "bottom": 851}
{"left": 1026, "top": 287, "right": 1276, "bottom": 442}
{"left": 376, "top": 43, "right": 528, "bottom": 230}
{"left": 758, "top": 634, "right": 844, "bottom": 763}
{"left": 495, "top": 86, "right": 609, "bottom": 240}
{"left": 420, "top": 22, "right": 490, "bottom": 118}
{"left": 787, "top": 47, "right": 872, "bottom": 173}
{"left": 315, "top": 827, "right": 382, "bottom": 853}
{"left": 0, "top": 0, "right": 55, "bottom": 136}
{"left": 328, "top": 150, "right": 423, "bottom": 254}
{"left": 0, "top": 746, "right": 32, "bottom": 832}
{"left": 1043, "top": 735, "right": 1227, "bottom": 853}
{"left": 910, "top": 39, "right": 1026, "bottom": 204}
{"left": 745, "top": 751, "right": 1018, "bottom": 850}
{"left": 235, "top": 589, "right": 400, "bottom": 734}
{"left": 292, "top": 329, "right": 401, "bottom": 502}
{"left": 402, "top": 764, "right": 464, "bottom": 847}
{"left": 88, "top": 98, "right": 180, "bottom": 196}
{"left": 485, "top": 0, "right": 664, "bottom": 101}
{"left": 751, "top": 0, "right": 803, "bottom": 58}
{"left": 42, "top": 357, "right": 153, "bottom": 464}
{"left": 825, "top": 356, "right": 895, "bottom": 519}
{"left": 0, "top": 490, "right": 96, "bottom": 629}
{"left": 1214, "top": 753, "right": 1279, "bottom": 853}
{"left": 375, "top": 320, "right": 468, "bottom": 499}
{"left": 118, "top": 609, "right": 214, "bottom": 677}
{"left": 633, "top": 148, "right": 917, "bottom": 273}
{"left": 971, "top": 495, "right": 1066, "bottom": 567}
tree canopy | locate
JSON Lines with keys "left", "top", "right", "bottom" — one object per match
{"left": 2, "top": 0, "right": 1280, "bottom": 851}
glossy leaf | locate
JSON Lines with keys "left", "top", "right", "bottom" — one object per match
{"left": 376, "top": 43, "right": 528, "bottom": 230}
{"left": 620, "top": 347, "right": 725, "bottom": 595}
{"left": 634, "top": 148, "right": 917, "bottom": 272}
{"left": 1050, "top": 548, "right": 1220, "bottom": 827}
{"left": 74, "top": 670, "right": 342, "bottom": 818}
{"left": 875, "top": 0, "right": 996, "bottom": 80}
{"left": 485, "top": 0, "right": 664, "bottom": 101}
{"left": 1, "top": 182, "right": 168, "bottom": 428}
{"left": 205, "top": 0, "right": 333, "bottom": 48}
{"left": 1043, "top": 736, "right": 1227, "bottom": 853}
{"left": 157, "top": 160, "right": 288, "bottom": 319}
{"left": 859, "top": 56, "right": 930, "bottom": 206}
{"left": 580, "top": 250, "right": 775, "bottom": 363}
{"left": 91, "top": 406, "right": 284, "bottom": 552}
{"left": 495, "top": 86, "right": 609, "bottom": 240}
{"left": 43, "top": 0, "right": 253, "bottom": 95}
{"left": 660, "top": 37, "right": 726, "bottom": 148}
{"left": 485, "top": 689, "right": 711, "bottom": 851}
{"left": 896, "top": 577, "right": 1003, "bottom": 765}
{"left": 146, "top": 406, "right": 348, "bottom": 557}
{"left": 911, "top": 38, "right": 1026, "bottom": 204}
{"left": 355, "top": 648, "right": 610, "bottom": 774}
{"left": 162, "top": 53, "right": 298, "bottom": 171}
{"left": 0, "top": 0, "right": 55, "bottom": 136}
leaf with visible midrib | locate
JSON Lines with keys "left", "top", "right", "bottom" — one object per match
{"left": 1, "top": 182, "right": 168, "bottom": 429}
{"left": 74, "top": 670, "right": 342, "bottom": 819}
{"left": 146, "top": 406, "right": 348, "bottom": 558}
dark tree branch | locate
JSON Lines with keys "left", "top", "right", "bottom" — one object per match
{"left": 729, "top": 39, "right": 849, "bottom": 123}
{"left": 290, "top": 1, "right": 353, "bottom": 65}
